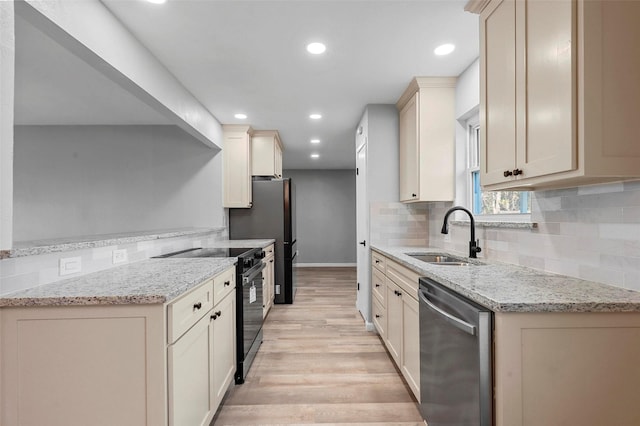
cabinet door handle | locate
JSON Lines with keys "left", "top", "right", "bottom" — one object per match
{"left": 359, "top": 240, "right": 366, "bottom": 246}
{"left": 375, "top": 284, "right": 380, "bottom": 287}
{"left": 224, "top": 280, "right": 231, "bottom": 286}
{"left": 503, "top": 170, "right": 513, "bottom": 177}
{"left": 375, "top": 314, "right": 381, "bottom": 318}
{"left": 375, "top": 260, "right": 380, "bottom": 264}
{"left": 412, "top": 193, "right": 417, "bottom": 197}
{"left": 215, "top": 310, "right": 222, "bottom": 317}
{"left": 513, "top": 168, "right": 523, "bottom": 176}
{"left": 270, "top": 260, "right": 274, "bottom": 263}
{"left": 193, "top": 302, "right": 202, "bottom": 310}
{"left": 210, "top": 313, "right": 218, "bottom": 320}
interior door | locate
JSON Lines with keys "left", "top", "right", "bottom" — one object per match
{"left": 355, "top": 141, "right": 370, "bottom": 324}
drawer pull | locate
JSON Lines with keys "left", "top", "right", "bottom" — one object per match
{"left": 193, "top": 302, "right": 202, "bottom": 310}
{"left": 224, "top": 280, "right": 231, "bottom": 287}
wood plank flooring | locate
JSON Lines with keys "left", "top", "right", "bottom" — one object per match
{"left": 214, "top": 267, "right": 423, "bottom": 425}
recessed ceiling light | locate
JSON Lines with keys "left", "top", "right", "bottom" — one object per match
{"left": 234, "top": 113, "right": 247, "bottom": 119}
{"left": 309, "top": 113, "right": 322, "bottom": 120}
{"left": 310, "top": 139, "right": 321, "bottom": 144}
{"left": 146, "top": 0, "right": 167, "bottom": 4}
{"left": 310, "top": 153, "right": 320, "bottom": 159}
{"left": 306, "top": 42, "right": 326, "bottom": 55}
{"left": 434, "top": 43, "right": 455, "bottom": 56}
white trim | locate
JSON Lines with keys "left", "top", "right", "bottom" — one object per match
{"left": 295, "top": 263, "right": 357, "bottom": 268}
{"left": 364, "top": 321, "right": 375, "bottom": 332}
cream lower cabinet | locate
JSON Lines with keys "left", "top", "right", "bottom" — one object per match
{"left": 371, "top": 251, "right": 420, "bottom": 400}
{"left": 478, "top": 0, "right": 640, "bottom": 190}
{"left": 262, "top": 244, "right": 275, "bottom": 318}
{"left": 0, "top": 266, "right": 236, "bottom": 426}
{"left": 494, "top": 311, "right": 640, "bottom": 425}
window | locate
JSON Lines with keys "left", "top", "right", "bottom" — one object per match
{"left": 466, "top": 118, "right": 531, "bottom": 216}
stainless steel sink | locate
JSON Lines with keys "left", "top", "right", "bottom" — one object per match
{"left": 407, "top": 253, "right": 472, "bottom": 266}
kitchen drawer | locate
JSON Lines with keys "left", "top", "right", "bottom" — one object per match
{"left": 167, "top": 279, "right": 214, "bottom": 344}
{"left": 372, "top": 267, "right": 386, "bottom": 306}
{"left": 263, "top": 244, "right": 275, "bottom": 260}
{"left": 372, "top": 295, "right": 386, "bottom": 339}
{"left": 386, "top": 258, "right": 419, "bottom": 300}
{"left": 372, "top": 251, "right": 386, "bottom": 273}
{"left": 213, "top": 267, "right": 236, "bottom": 304}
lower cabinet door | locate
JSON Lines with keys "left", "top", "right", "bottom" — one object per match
{"left": 386, "top": 281, "right": 403, "bottom": 363}
{"left": 212, "top": 292, "right": 237, "bottom": 408}
{"left": 168, "top": 313, "right": 214, "bottom": 426}
{"left": 401, "top": 293, "right": 420, "bottom": 400}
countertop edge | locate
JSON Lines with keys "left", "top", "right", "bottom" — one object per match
{"left": 371, "top": 245, "right": 640, "bottom": 313}
{"left": 9, "top": 227, "right": 226, "bottom": 258}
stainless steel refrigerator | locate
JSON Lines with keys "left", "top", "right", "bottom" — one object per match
{"left": 229, "top": 178, "right": 297, "bottom": 304}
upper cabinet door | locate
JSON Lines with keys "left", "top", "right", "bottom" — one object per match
{"left": 223, "top": 125, "right": 253, "bottom": 208}
{"left": 399, "top": 92, "right": 420, "bottom": 202}
{"left": 480, "top": 0, "right": 518, "bottom": 186}
{"left": 519, "top": 0, "right": 576, "bottom": 179}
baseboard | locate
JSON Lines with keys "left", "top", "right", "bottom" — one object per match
{"left": 295, "top": 263, "right": 357, "bottom": 268}
{"left": 365, "top": 321, "right": 375, "bottom": 332}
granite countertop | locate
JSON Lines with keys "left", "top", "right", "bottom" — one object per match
{"left": 10, "top": 227, "right": 226, "bottom": 258}
{"left": 0, "top": 258, "right": 237, "bottom": 308}
{"left": 1, "top": 238, "right": 275, "bottom": 308}
{"left": 372, "top": 245, "right": 640, "bottom": 313}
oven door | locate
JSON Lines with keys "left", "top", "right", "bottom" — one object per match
{"left": 236, "top": 261, "right": 265, "bottom": 383}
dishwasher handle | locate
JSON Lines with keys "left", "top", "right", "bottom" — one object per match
{"left": 419, "top": 289, "right": 476, "bottom": 336}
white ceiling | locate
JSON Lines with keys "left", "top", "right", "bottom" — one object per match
{"left": 17, "top": 0, "right": 479, "bottom": 170}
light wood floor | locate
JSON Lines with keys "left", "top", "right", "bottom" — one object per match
{"left": 214, "top": 267, "right": 423, "bottom": 425}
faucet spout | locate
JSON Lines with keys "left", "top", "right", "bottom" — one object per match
{"left": 441, "top": 206, "right": 482, "bottom": 258}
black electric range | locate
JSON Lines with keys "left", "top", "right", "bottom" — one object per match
{"left": 154, "top": 246, "right": 266, "bottom": 384}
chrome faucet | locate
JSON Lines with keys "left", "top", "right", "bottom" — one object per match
{"left": 441, "top": 206, "right": 482, "bottom": 258}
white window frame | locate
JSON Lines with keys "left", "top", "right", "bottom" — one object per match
{"left": 460, "top": 112, "right": 532, "bottom": 222}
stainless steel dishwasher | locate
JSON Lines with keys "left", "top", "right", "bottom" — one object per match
{"left": 419, "top": 276, "right": 493, "bottom": 426}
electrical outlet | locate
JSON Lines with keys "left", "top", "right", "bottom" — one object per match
{"left": 112, "top": 249, "right": 128, "bottom": 264}
{"left": 59, "top": 257, "right": 82, "bottom": 276}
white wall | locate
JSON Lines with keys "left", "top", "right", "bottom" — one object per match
{"left": 284, "top": 169, "right": 356, "bottom": 265}
{"left": 14, "top": 125, "right": 223, "bottom": 242}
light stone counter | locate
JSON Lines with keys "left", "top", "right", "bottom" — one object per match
{"left": 208, "top": 239, "right": 275, "bottom": 249}
{"left": 0, "top": 258, "right": 236, "bottom": 307}
{"left": 373, "top": 245, "right": 640, "bottom": 313}
{"left": 10, "top": 227, "right": 225, "bottom": 258}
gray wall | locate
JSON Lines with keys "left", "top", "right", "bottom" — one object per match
{"left": 284, "top": 169, "right": 356, "bottom": 265}
{"left": 13, "top": 125, "right": 224, "bottom": 242}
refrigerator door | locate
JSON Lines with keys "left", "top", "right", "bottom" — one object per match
{"left": 229, "top": 179, "right": 296, "bottom": 304}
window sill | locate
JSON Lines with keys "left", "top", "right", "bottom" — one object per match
{"left": 450, "top": 219, "right": 537, "bottom": 230}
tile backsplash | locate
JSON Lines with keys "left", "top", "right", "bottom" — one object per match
{"left": 0, "top": 228, "right": 228, "bottom": 296}
{"left": 370, "top": 202, "right": 428, "bottom": 247}
{"left": 428, "top": 180, "right": 640, "bottom": 291}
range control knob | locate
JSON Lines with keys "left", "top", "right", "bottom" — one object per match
{"left": 243, "top": 259, "right": 253, "bottom": 268}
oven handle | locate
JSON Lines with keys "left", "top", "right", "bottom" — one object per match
{"left": 243, "top": 262, "right": 266, "bottom": 285}
{"left": 419, "top": 289, "right": 476, "bottom": 336}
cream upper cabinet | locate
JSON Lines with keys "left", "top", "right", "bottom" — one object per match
{"left": 252, "top": 130, "right": 284, "bottom": 178}
{"left": 479, "top": 0, "right": 640, "bottom": 190}
{"left": 223, "top": 124, "right": 253, "bottom": 208}
{"left": 396, "top": 77, "right": 456, "bottom": 203}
